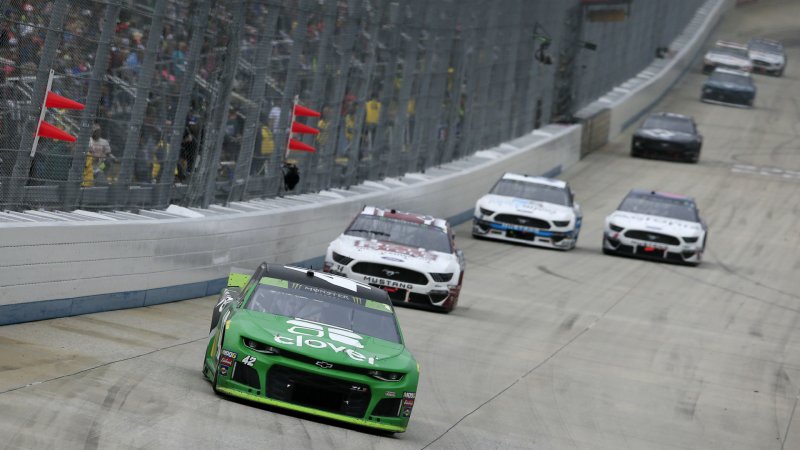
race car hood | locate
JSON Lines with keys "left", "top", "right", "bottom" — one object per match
{"left": 330, "top": 234, "right": 457, "bottom": 272}
{"left": 749, "top": 50, "right": 784, "bottom": 63}
{"left": 478, "top": 194, "right": 575, "bottom": 221}
{"left": 634, "top": 128, "right": 697, "bottom": 143}
{"left": 607, "top": 211, "right": 703, "bottom": 235}
{"left": 232, "top": 310, "right": 410, "bottom": 369}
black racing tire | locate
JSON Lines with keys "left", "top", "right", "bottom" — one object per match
{"left": 602, "top": 237, "right": 615, "bottom": 255}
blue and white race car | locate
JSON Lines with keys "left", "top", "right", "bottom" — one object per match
{"left": 472, "top": 173, "right": 582, "bottom": 250}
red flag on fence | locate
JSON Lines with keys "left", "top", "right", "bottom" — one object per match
{"left": 293, "top": 104, "right": 322, "bottom": 118}
{"left": 37, "top": 120, "right": 77, "bottom": 142}
{"left": 287, "top": 138, "right": 316, "bottom": 152}
{"left": 286, "top": 101, "right": 322, "bottom": 153}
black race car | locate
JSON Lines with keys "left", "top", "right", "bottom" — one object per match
{"left": 701, "top": 68, "right": 756, "bottom": 108}
{"left": 631, "top": 112, "right": 702, "bottom": 163}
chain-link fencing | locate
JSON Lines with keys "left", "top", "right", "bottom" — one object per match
{"left": 0, "top": 0, "right": 704, "bottom": 211}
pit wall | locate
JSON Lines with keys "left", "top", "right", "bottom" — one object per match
{"left": 0, "top": 0, "right": 730, "bottom": 325}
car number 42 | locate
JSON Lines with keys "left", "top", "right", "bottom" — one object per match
{"left": 242, "top": 356, "right": 256, "bottom": 366}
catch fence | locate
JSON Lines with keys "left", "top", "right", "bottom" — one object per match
{"left": 0, "top": 0, "right": 702, "bottom": 211}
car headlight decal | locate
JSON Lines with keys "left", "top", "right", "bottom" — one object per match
{"left": 367, "top": 370, "right": 404, "bottom": 381}
{"left": 609, "top": 223, "right": 624, "bottom": 232}
{"left": 479, "top": 207, "right": 494, "bottom": 217}
{"left": 430, "top": 272, "right": 454, "bottom": 282}
{"left": 331, "top": 252, "right": 354, "bottom": 265}
{"left": 682, "top": 236, "right": 699, "bottom": 243}
{"left": 553, "top": 220, "right": 570, "bottom": 227}
{"left": 243, "top": 337, "right": 280, "bottom": 354}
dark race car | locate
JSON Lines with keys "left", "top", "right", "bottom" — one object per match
{"left": 631, "top": 112, "right": 703, "bottom": 163}
{"left": 701, "top": 68, "right": 756, "bottom": 108}
{"left": 748, "top": 37, "right": 786, "bottom": 76}
{"left": 204, "top": 263, "right": 419, "bottom": 433}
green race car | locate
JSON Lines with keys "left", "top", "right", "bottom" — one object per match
{"left": 203, "top": 263, "right": 420, "bottom": 433}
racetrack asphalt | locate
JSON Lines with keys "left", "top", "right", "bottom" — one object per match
{"left": 1, "top": 0, "right": 799, "bottom": 448}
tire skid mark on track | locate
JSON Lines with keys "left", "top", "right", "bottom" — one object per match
{"left": 0, "top": 336, "right": 206, "bottom": 396}
{"left": 537, "top": 265, "right": 579, "bottom": 283}
{"left": 782, "top": 394, "right": 800, "bottom": 450}
{"left": 659, "top": 251, "right": 800, "bottom": 313}
{"left": 420, "top": 264, "right": 655, "bottom": 449}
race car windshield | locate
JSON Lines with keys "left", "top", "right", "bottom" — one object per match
{"left": 715, "top": 45, "right": 748, "bottom": 59}
{"left": 491, "top": 179, "right": 571, "bottom": 206}
{"left": 749, "top": 41, "right": 782, "bottom": 53}
{"left": 710, "top": 71, "right": 750, "bottom": 85}
{"left": 618, "top": 194, "right": 699, "bottom": 222}
{"left": 345, "top": 215, "right": 452, "bottom": 253}
{"left": 246, "top": 282, "right": 401, "bottom": 343}
{"left": 643, "top": 116, "right": 694, "bottom": 134}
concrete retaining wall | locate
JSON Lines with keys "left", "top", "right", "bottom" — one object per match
{"left": 0, "top": 127, "right": 580, "bottom": 324}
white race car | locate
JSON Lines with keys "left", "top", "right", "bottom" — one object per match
{"left": 703, "top": 40, "right": 752, "bottom": 74}
{"left": 603, "top": 189, "right": 707, "bottom": 265}
{"left": 472, "top": 173, "right": 582, "bottom": 250}
{"left": 324, "top": 206, "right": 465, "bottom": 312}
{"left": 748, "top": 37, "right": 786, "bottom": 76}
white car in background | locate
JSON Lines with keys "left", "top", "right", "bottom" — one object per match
{"left": 603, "top": 189, "right": 707, "bottom": 265}
{"left": 747, "top": 37, "right": 786, "bottom": 76}
{"left": 324, "top": 206, "right": 465, "bottom": 312}
{"left": 472, "top": 173, "right": 582, "bottom": 250}
{"left": 703, "top": 40, "right": 752, "bottom": 74}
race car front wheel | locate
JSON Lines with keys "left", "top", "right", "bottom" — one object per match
{"left": 602, "top": 237, "right": 615, "bottom": 255}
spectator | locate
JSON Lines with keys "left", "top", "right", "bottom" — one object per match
{"left": 172, "top": 41, "right": 187, "bottom": 76}
{"left": 124, "top": 48, "right": 143, "bottom": 79}
{"left": 365, "top": 94, "right": 381, "bottom": 149}
{"left": 316, "top": 106, "right": 332, "bottom": 148}
{"left": 135, "top": 128, "right": 158, "bottom": 182}
{"left": 268, "top": 104, "right": 281, "bottom": 133}
{"left": 252, "top": 118, "right": 275, "bottom": 175}
{"left": 88, "top": 124, "right": 113, "bottom": 184}
{"left": 222, "top": 108, "right": 243, "bottom": 161}
{"left": 177, "top": 115, "right": 200, "bottom": 182}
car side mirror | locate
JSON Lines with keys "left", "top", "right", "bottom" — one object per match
{"left": 220, "top": 286, "right": 242, "bottom": 307}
